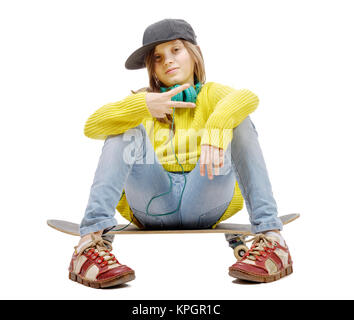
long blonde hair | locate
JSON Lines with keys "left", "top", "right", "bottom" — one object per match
{"left": 131, "top": 39, "right": 206, "bottom": 136}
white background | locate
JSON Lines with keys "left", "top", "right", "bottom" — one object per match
{"left": 1, "top": 0, "right": 353, "bottom": 300}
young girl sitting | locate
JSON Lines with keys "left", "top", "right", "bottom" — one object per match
{"left": 68, "top": 18, "right": 293, "bottom": 288}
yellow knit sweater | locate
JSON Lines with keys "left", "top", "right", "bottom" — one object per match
{"left": 84, "top": 82, "right": 259, "bottom": 228}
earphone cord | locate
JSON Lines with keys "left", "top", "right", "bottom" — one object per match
{"left": 145, "top": 106, "right": 186, "bottom": 216}
{"left": 113, "top": 106, "right": 185, "bottom": 231}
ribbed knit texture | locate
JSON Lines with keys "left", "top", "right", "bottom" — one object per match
{"left": 84, "top": 82, "right": 259, "bottom": 227}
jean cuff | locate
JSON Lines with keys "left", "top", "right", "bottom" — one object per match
{"left": 251, "top": 220, "right": 283, "bottom": 234}
{"left": 80, "top": 218, "right": 117, "bottom": 237}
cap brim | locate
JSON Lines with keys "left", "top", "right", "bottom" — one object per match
{"left": 125, "top": 39, "right": 178, "bottom": 70}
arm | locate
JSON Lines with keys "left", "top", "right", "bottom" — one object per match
{"left": 200, "top": 82, "right": 260, "bottom": 150}
{"left": 199, "top": 82, "right": 259, "bottom": 179}
{"left": 84, "top": 92, "right": 152, "bottom": 140}
{"left": 84, "top": 84, "right": 196, "bottom": 140}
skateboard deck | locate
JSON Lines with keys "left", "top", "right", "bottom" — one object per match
{"left": 47, "top": 213, "right": 300, "bottom": 236}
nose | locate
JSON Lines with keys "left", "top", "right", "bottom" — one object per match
{"left": 163, "top": 54, "right": 174, "bottom": 66}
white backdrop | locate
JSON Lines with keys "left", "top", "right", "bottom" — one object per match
{"left": 1, "top": 0, "right": 353, "bottom": 299}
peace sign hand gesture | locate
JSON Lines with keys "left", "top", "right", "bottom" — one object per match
{"left": 145, "top": 83, "right": 196, "bottom": 118}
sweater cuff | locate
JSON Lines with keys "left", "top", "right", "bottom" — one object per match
{"left": 127, "top": 91, "right": 152, "bottom": 119}
{"left": 200, "top": 127, "right": 233, "bottom": 150}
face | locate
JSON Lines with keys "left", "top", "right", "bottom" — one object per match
{"left": 153, "top": 39, "right": 195, "bottom": 87}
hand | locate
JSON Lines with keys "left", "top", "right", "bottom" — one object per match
{"left": 199, "top": 144, "right": 224, "bottom": 180}
{"left": 145, "top": 83, "right": 196, "bottom": 118}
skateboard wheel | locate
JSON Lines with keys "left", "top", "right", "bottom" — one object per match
{"left": 234, "top": 245, "right": 248, "bottom": 261}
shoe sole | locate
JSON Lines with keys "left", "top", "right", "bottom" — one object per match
{"left": 69, "top": 271, "right": 135, "bottom": 288}
{"left": 229, "top": 265, "right": 293, "bottom": 283}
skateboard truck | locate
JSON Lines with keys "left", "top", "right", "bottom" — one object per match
{"left": 225, "top": 234, "right": 249, "bottom": 260}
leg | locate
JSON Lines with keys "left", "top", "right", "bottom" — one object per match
{"left": 79, "top": 124, "right": 175, "bottom": 236}
{"left": 229, "top": 116, "right": 283, "bottom": 234}
{"left": 179, "top": 155, "right": 236, "bottom": 228}
{"left": 70, "top": 124, "right": 174, "bottom": 288}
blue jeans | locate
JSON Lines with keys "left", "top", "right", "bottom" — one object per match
{"left": 80, "top": 116, "right": 283, "bottom": 237}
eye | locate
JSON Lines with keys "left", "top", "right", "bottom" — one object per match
{"left": 174, "top": 47, "right": 180, "bottom": 52}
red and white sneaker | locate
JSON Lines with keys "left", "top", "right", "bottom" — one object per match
{"left": 229, "top": 234, "right": 293, "bottom": 283}
{"left": 68, "top": 234, "right": 135, "bottom": 288}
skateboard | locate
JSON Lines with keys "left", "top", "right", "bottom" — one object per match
{"left": 47, "top": 213, "right": 299, "bottom": 260}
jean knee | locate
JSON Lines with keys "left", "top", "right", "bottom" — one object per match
{"left": 232, "top": 117, "right": 258, "bottom": 145}
{"left": 113, "top": 124, "right": 147, "bottom": 162}
{"left": 129, "top": 124, "right": 147, "bottom": 144}
{"left": 106, "top": 124, "right": 146, "bottom": 143}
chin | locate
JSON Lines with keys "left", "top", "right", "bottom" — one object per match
{"left": 164, "top": 76, "right": 183, "bottom": 86}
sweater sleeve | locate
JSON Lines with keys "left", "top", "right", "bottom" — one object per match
{"left": 84, "top": 91, "right": 152, "bottom": 140}
{"left": 200, "top": 82, "right": 259, "bottom": 149}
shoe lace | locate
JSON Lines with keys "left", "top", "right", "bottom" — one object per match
{"left": 243, "top": 234, "right": 278, "bottom": 261}
{"left": 76, "top": 234, "right": 119, "bottom": 267}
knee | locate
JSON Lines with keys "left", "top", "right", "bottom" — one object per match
{"left": 105, "top": 124, "right": 146, "bottom": 147}
{"left": 123, "top": 124, "right": 148, "bottom": 162}
{"left": 126, "top": 124, "right": 147, "bottom": 145}
{"left": 100, "top": 125, "right": 147, "bottom": 164}
{"left": 232, "top": 116, "right": 258, "bottom": 146}
{"left": 132, "top": 124, "right": 147, "bottom": 136}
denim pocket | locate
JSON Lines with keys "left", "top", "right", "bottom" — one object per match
{"left": 198, "top": 202, "right": 230, "bottom": 229}
{"left": 131, "top": 208, "right": 164, "bottom": 229}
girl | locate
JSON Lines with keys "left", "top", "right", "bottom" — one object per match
{"left": 68, "top": 18, "right": 293, "bottom": 288}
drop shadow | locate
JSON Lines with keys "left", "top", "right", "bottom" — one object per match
{"left": 102, "top": 283, "right": 132, "bottom": 290}
{"left": 231, "top": 279, "right": 260, "bottom": 286}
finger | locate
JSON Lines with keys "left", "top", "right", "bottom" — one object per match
{"left": 207, "top": 161, "right": 213, "bottom": 180}
{"left": 205, "top": 148, "right": 213, "bottom": 180}
{"left": 165, "top": 83, "right": 191, "bottom": 97}
{"left": 213, "top": 164, "right": 219, "bottom": 176}
{"left": 168, "top": 101, "right": 196, "bottom": 108}
{"left": 219, "top": 149, "right": 224, "bottom": 168}
{"left": 218, "top": 158, "right": 224, "bottom": 168}
{"left": 213, "top": 148, "right": 220, "bottom": 176}
{"left": 199, "top": 148, "right": 206, "bottom": 176}
{"left": 165, "top": 108, "right": 173, "bottom": 115}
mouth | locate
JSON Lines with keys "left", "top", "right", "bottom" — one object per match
{"left": 165, "top": 67, "right": 179, "bottom": 74}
